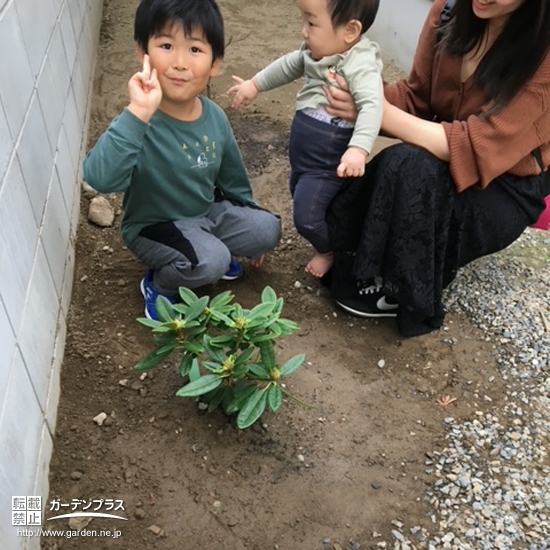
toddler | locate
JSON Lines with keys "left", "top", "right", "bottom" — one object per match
{"left": 228, "top": 0, "right": 382, "bottom": 277}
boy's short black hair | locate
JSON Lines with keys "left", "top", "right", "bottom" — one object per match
{"left": 134, "top": 0, "right": 225, "bottom": 61}
{"left": 328, "top": 0, "right": 380, "bottom": 34}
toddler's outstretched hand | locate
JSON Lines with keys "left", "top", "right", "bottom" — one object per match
{"left": 337, "top": 147, "right": 368, "bottom": 178}
{"left": 128, "top": 55, "right": 162, "bottom": 122}
{"left": 227, "top": 76, "right": 260, "bottom": 110}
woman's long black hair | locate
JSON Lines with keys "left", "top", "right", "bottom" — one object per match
{"left": 439, "top": 0, "right": 550, "bottom": 112}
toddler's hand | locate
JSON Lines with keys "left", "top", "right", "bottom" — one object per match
{"left": 127, "top": 55, "right": 162, "bottom": 122}
{"left": 227, "top": 76, "right": 260, "bottom": 110}
{"left": 337, "top": 147, "right": 368, "bottom": 177}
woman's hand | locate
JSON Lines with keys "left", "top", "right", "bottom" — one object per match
{"left": 323, "top": 73, "right": 358, "bottom": 122}
{"left": 127, "top": 55, "right": 162, "bottom": 123}
{"left": 324, "top": 74, "right": 450, "bottom": 161}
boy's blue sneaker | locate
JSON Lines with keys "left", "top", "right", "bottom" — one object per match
{"left": 140, "top": 270, "right": 177, "bottom": 321}
{"left": 221, "top": 259, "right": 243, "bottom": 281}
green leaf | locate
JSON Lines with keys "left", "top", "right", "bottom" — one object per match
{"left": 244, "top": 319, "right": 271, "bottom": 332}
{"left": 225, "top": 384, "right": 257, "bottom": 415}
{"left": 246, "top": 301, "right": 276, "bottom": 321}
{"left": 233, "top": 303, "right": 244, "bottom": 319}
{"left": 185, "top": 295, "right": 209, "bottom": 323}
{"left": 202, "top": 360, "right": 224, "bottom": 373}
{"left": 221, "top": 385, "right": 236, "bottom": 414}
{"left": 137, "top": 317, "right": 161, "bottom": 329}
{"left": 259, "top": 341, "right": 276, "bottom": 370}
{"left": 279, "top": 354, "right": 305, "bottom": 376}
{"left": 247, "top": 333, "right": 277, "bottom": 344}
{"left": 209, "top": 310, "right": 234, "bottom": 326}
{"left": 248, "top": 323, "right": 281, "bottom": 340}
{"left": 267, "top": 384, "right": 283, "bottom": 412}
{"left": 156, "top": 296, "right": 177, "bottom": 322}
{"left": 185, "top": 325, "right": 206, "bottom": 340}
{"left": 237, "top": 388, "right": 268, "bottom": 429}
{"left": 234, "top": 346, "right": 256, "bottom": 366}
{"left": 172, "top": 303, "right": 189, "bottom": 315}
{"left": 276, "top": 318, "right": 300, "bottom": 335}
{"left": 273, "top": 297, "right": 284, "bottom": 315}
{"left": 184, "top": 341, "right": 205, "bottom": 355}
{"left": 176, "top": 374, "right": 223, "bottom": 397}
{"left": 261, "top": 286, "right": 277, "bottom": 304}
{"left": 151, "top": 325, "right": 177, "bottom": 333}
{"left": 188, "top": 358, "right": 200, "bottom": 381}
{"left": 152, "top": 333, "right": 177, "bottom": 346}
{"left": 156, "top": 343, "right": 178, "bottom": 354}
{"left": 210, "top": 290, "right": 234, "bottom": 309}
{"left": 209, "top": 335, "right": 236, "bottom": 347}
{"left": 233, "top": 378, "right": 250, "bottom": 393}
{"left": 184, "top": 320, "right": 201, "bottom": 329}
{"left": 232, "top": 363, "right": 250, "bottom": 378}
{"left": 207, "top": 385, "right": 228, "bottom": 412}
{"left": 179, "top": 354, "right": 194, "bottom": 377}
{"left": 134, "top": 344, "right": 176, "bottom": 371}
{"left": 178, "top": 286, "right": 200, "bottom": 306}
{"left": 268, "top": 323, "right": 283, "bottom": 337}
{"left": 248, "top": 363, "right": 271, "bottom": 380}
{"left": 202, "top": 336, "right": 227, "bottom": 362}
{"left": 260, "top": 315, "right": 281, "bottom": 330}
{"left": 202, "top": 386, "right": 219, "bottom": 402}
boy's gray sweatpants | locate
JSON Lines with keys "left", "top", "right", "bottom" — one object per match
{"left": 128, "top": 200, "right": 281, "bottom": 295}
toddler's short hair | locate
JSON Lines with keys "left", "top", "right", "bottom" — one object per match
{"left": 329, "top": 0, "right": 380, "bottom": 34}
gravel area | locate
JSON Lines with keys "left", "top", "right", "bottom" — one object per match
{"left": 378, "top": 228, "right": 550, "bottom": 550}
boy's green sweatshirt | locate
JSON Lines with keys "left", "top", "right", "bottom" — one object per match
{"left": 83, "top": 97, "right": 255, "bottom": 246}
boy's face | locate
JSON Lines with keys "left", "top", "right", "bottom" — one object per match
{"left": 298, "top": 0, "right": 349, "bottom": 60}
{"left": 140, "top": 21, "right": 220, "bottom": 109}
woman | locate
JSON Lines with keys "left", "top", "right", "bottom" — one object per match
{"left": 323, "top": 0, "right": 550, "bottom": 337}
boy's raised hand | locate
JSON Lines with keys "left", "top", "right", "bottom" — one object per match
{"left": 227, "top": 76, "right": 261, "bottom": 110}
{"left": 127, "top": 55, "right": 162, "bottom": 122}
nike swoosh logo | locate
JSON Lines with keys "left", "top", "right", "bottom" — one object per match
{"left": 376, "top": 297, "right": 399, "bottom": 311}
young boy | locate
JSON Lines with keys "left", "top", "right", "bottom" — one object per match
{"left": 227, "top": 0, "right": 382, "bottom": 279}
{"left": 83, "top": 0, "right": 281, "bottom": 321}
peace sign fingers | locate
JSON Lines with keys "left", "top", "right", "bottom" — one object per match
{"left": 142, "top": 54, "right": 152, "bottom": 80}
{"left": 128, "top": 54, "right": 163, "bottom": 122}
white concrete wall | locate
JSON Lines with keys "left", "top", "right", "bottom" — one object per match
{"left": 0, "top": 0, "right": 103, "bottom": 548}
{"left": 370, "top": 0, "right": 432, "bottom": 72}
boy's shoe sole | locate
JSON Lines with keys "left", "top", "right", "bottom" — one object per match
{"left": 221, "top": 259, "right": 243, "bottom": 281}
{"left": 140, "top": 274, "right": 157, "bottom": 320}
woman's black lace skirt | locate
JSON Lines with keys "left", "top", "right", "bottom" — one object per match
{"left": 326, "top": 143, "right": 547, "bottom": 336}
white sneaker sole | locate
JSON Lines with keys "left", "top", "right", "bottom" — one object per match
{"left": 140, "top": 278, "right": 155, "bottom": 320}
{"left": 335, "top": 300, "right": 398, "bottom": 318}
{"left": 220, "top": 273, "right": 243, "bottom": 281}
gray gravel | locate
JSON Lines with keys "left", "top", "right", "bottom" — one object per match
{"left": 385, "top": 229, "right": 550, "bottom": 550}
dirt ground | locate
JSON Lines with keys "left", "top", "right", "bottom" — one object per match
{"left": 43, "top": 1, "right": 509, "bottom": 549}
